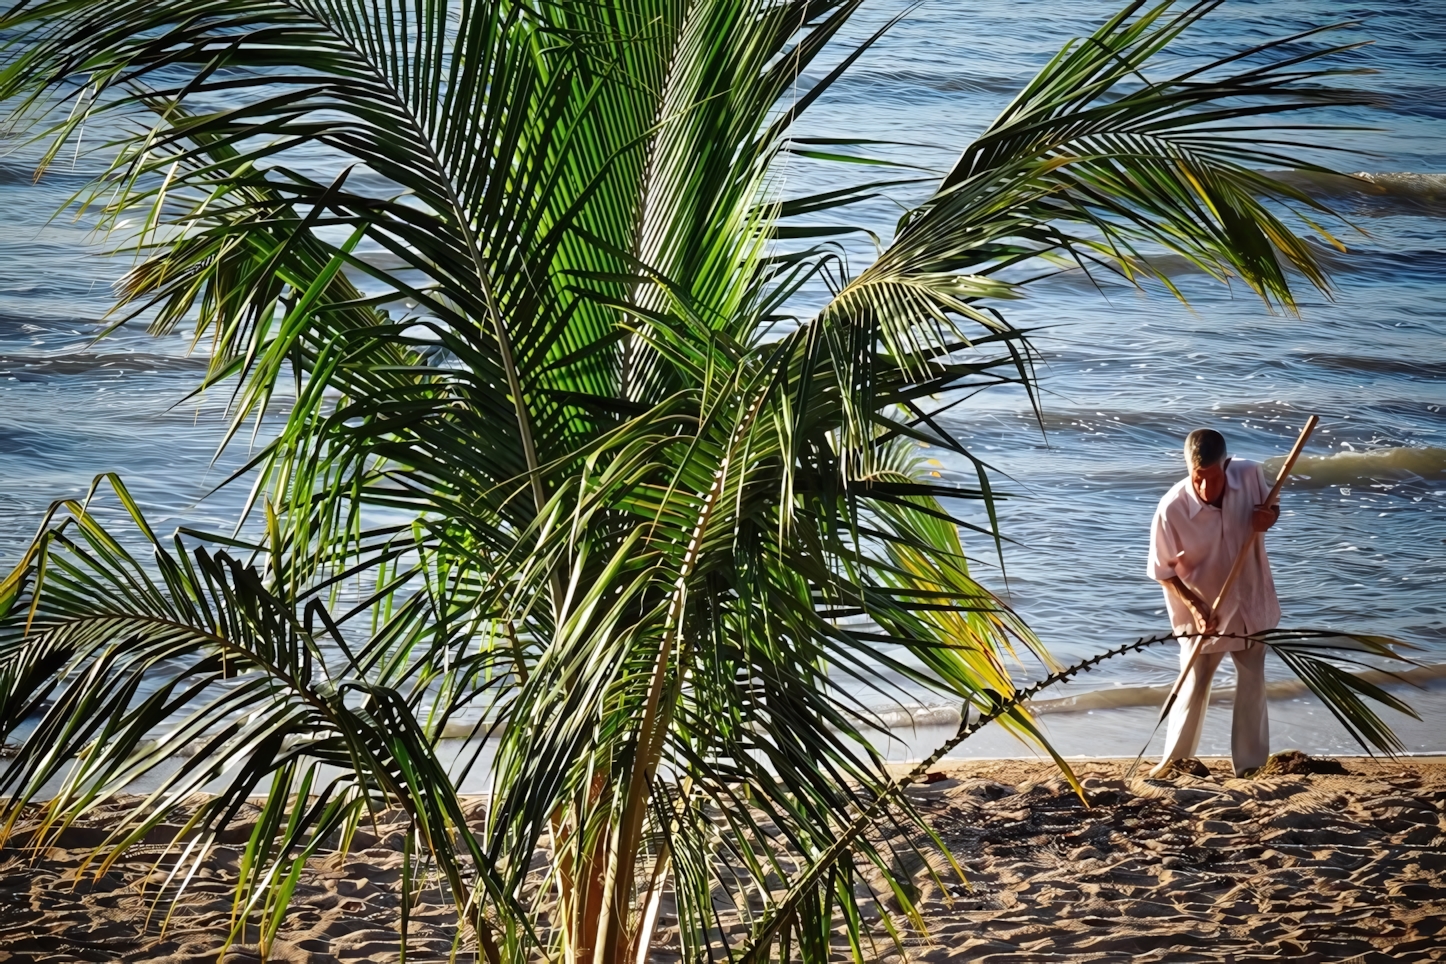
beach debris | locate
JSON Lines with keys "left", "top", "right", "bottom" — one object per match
{"left": 1244, "top": 748, "right": 1351, "bottom": 777}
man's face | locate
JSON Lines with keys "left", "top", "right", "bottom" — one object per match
{"left": 1191, "top": 461, "right": 1227, "bottom": 505}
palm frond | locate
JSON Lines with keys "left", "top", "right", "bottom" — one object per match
{"left": 0, "top": 477, "right": 519, "bottom": 958}
{"left": 1257, "top": 629, "right": 1421, "bottom": 757}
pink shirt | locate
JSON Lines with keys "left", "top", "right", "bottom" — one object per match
{"left": 1148, "top": 458, "right": 1280, "bottom": 653}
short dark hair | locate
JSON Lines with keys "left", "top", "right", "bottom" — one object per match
{"left": 1185, "top": 429, "right": 1227, "bottom": 468}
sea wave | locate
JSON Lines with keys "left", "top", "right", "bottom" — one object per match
{"left": 1296, "top": 352, "right": 1446, "bottom": 381}
{"left": 1265, "top": 446, "right": 1446, "bottom": 487}
{"left": 0, "top": 351, "right": 208, "bottom": 377}
{"left": 1031, "top": 662, "right": 1446, "bottom": 716}
{"left": 1025, "top": 240, "right": 1446, "bottom": 287}
{"left": 1268, "top": 170, "right": 1446, "bottom": 216}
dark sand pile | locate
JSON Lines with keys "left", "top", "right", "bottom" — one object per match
{"left": 2, "top": 758, "right": 1443, "bottom": 962}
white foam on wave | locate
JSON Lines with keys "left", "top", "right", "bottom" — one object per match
{"left": 1347, "top": 171, "right": 1446, "bottom": 200}
{"left": 1268, "top": 170, "right": 1446, "bottom": 211}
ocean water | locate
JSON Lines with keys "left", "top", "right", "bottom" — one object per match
{"left": 1, "top": 0, "right": 1442, "bottom": 768}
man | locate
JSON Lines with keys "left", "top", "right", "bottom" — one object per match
{"left": 1148, "top": 429, "right": 1280, "bottom": 777}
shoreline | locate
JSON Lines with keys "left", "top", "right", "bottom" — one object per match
{"left": 2, "top": 756, "right": 1443, "bottom": 961}
{"left": 860, "top": 661, "right": 1446, "bottom": 731}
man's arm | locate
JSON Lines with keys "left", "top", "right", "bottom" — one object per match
{"left": 1149, "top": 504, "right": 1216, "bottom": 633}
{"left": 1164, "top": 575, "right": 1217, "bottom": 635}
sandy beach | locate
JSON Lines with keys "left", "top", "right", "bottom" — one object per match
{"left": 1, "top": 756, "right": 1442, "bottom": 962}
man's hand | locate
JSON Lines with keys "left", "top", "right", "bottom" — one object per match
{"left": 1251, "top": 502, "right": 1280, "bottom": 532}
{"left": 1166, "top": 576, "right": 1218, "bottom": 635}
{"left": 1189, "top": 598, "right": 1218, "bottom": 636}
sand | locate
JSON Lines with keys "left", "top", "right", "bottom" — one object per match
{"left": 865, "top": 757, "right": 1446, "bottom": 962}
{"left": 1, "top": 757, "right": 1443, "bottom": 962}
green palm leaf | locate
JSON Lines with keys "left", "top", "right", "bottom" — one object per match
{"left": 0, "top": 476, "right": 523, "bottom": 958}
{"left": 1258, "top": 629, "right": 1421, "bottom": 757}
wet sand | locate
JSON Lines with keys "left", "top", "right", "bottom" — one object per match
{"left": 1, "top": 758, "right": 1443, "bottom": 962}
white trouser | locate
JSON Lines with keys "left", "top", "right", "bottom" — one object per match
{"left": 1158, "top": 642, "right": 1269, "bottom": 776}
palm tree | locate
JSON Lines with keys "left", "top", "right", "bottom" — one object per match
{"left": 0, "top": 0, "right": 1416, "bottom": 960}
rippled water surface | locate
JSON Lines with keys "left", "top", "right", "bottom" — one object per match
{"left": 1, "top": 0, "right": 1442, "bottom": 761}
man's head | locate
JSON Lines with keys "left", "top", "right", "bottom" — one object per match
{"left": 1185, "top": 428, "right": 1228, "bottom": 505}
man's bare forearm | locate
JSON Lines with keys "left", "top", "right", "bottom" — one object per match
{"left": 1164, "top": 575, "right": 1215, "bottom": 634}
